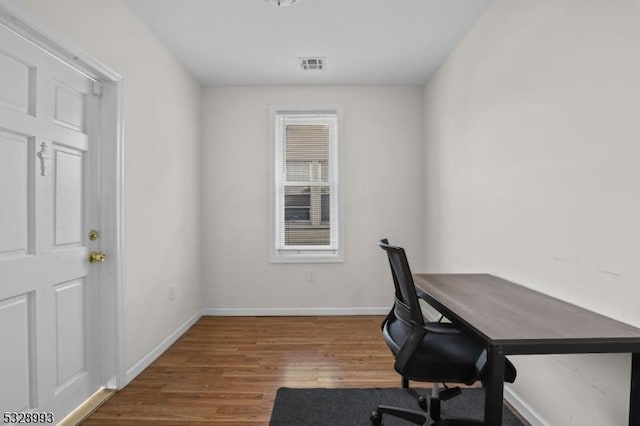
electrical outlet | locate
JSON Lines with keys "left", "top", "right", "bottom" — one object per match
{"left": 169, "top": 285, "right": 176, "bottom": 300}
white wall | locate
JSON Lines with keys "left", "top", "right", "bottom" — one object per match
{"left": 202, "top": 86, "right": 425, "bottom": 312}
{"left": 423, "top": 0, "right": 640, "bottom": 424}
{"left": 20, "top": 0, "right": 203, "bottom": 372}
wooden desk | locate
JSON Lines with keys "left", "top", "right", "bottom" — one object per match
{"left": 413, "top": 273, "right": 640, "bottom": 426}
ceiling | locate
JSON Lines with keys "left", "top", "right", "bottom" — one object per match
{"left": 124, "top": 0, "right": 491, "bottom": 86}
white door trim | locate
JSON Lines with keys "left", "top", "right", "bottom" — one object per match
{"left": 0, "top": 1, "right": 127, "bottom": 389}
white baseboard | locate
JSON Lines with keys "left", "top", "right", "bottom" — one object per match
{"left": 125, "top": 310, "right": 202, "bottom": 384}
{"left": 202, "top": 307, "right": 390, "bottom": 316}
{"left": 504, "top": 383, "right": 548, "bottom": 426}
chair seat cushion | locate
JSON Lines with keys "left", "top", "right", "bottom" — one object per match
{"left": 385, "top": 319, "right": 516, "bottom": 384}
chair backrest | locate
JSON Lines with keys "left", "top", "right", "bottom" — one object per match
{"left": 378, "top": 239, "right": 424, "bottom": 326}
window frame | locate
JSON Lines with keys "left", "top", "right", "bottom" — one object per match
{"left": 269, "top": 105, "right": 344, "bottom": 263}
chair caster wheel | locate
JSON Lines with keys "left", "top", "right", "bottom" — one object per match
{"left": 370, "top": 410, "right": 382, "bottom": 425}
{"left": 418, "top": 395, "right": 428, "bottom": 410}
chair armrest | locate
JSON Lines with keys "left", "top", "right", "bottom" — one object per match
{"left": 393, "top": 321, "right": 465, "bottom": 374}
{"left": 393, "top": 321, "right": 427, "bottom": 375}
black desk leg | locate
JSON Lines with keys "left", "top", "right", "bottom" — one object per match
{"left": 631, "top": 353, "right": 640, "bottom": 426}
{"left": 484, "top": 345, "right": 505, "bottom": 426}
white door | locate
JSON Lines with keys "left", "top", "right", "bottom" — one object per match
{"left": 0, "top": 22, "right": 102, "bottom": 422}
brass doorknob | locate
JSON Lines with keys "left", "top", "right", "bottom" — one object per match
{"left": 88, "top": 251, "right": 106, "bottom": 263}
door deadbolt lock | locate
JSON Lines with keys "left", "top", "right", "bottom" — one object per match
{"left": 88, "top": 251, "right": 106, "bottom": 263}
{"left": 89, "top": 230, "right": 100, "bottom": 241}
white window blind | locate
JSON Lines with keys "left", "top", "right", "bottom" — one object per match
{"left": 271, "top": 108, "right": 342, "bottom": 262}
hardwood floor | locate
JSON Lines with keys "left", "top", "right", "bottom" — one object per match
{"left": 83, "top": 316, "right": 401, "bottom": 425}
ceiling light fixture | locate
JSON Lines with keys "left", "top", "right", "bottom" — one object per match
{"left": 264, "top": 0, "right": 300, "bottom": 6}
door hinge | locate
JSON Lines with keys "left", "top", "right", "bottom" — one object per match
{"left": 92, "top": 81, "right": 103, "bottom": 96}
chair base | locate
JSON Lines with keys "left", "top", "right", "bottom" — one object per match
{"left": 401, "top": 378, "right": 462, "bottom": 418}
{"left": 405, "top": 387, "right": 428, "bottom": 411}
{"left": 370, "top": 405, "right": 484, "bottom": 426}
{"left": 370, "top": 405, "right": 427, "bottom": 425}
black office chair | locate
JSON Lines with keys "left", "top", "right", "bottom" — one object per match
{"left": 372, "top": 239, "right": 516, "bottom": 425}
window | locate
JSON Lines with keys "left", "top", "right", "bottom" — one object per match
{"left": 270, "top": 106, "right": 342, "bottom": 262}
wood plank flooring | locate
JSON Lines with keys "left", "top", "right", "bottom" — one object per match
{"left": 83, "top": 316, "right": 401, "bottom": 425}
{"left": 82, "top": 315, "right": 528, "bottom": 425}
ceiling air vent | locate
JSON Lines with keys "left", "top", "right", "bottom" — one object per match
{"left": 264, "top": 0, "right": 300, "bottom": 6}
{"left": 299, "top": 57, "right": 325, "bottom": 71}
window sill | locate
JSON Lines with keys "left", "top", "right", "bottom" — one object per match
{"left": 270, "top": 251, "right": 344, "bottom": 264}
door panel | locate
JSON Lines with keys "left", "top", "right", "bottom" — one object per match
{"left": 0, "top": 48, "right": 34, "bottom": 114}
{"left": 53, "top": 81, "right": 86, "bottom": 132}
{"left": 54, "top": 279, "right": 86, "bottom": 387}
{"left": 0, "top": 293, "right": 34, "bottom": 412}
{"left": 53, "top": 147, "right": 84, "bottom": 247}
{"left": 0, "top": 22, "right": 101, "bottom": 421}
{"left": 0, "top": 131, "right": 29, "bottom": 257}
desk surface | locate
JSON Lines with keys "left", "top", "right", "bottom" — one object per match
{"left": 413, "top": 273, "right": 640, "bottom": 353}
